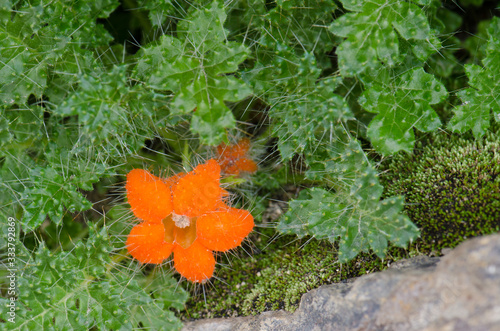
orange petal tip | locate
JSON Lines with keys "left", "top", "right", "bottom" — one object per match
{"left": 197, "top": 208, "right": 254, "bottom": 252}
{"left": 173, "top": 159, "right": 222, "bottom": 217}
{"left": 126, "top": 222, "right": 173, "bottom": 264}
{"left": 173, "top": 241, "right": 215, "bottom": 283}
{"left": 126, "top": 169, "right": 173, "bottom": 222}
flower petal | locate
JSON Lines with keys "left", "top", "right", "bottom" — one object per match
{"left": 126, "top": 169, "right": 173, "bottom": 223}
{"left": 196, "top": 208, "right": 254, "bottom": 252}
{"left": 173, "top": 159, "right": 222, "bottom": 217}
{"left": 216, "top": 138, "right": 250, "bottom": 160}
{"left": 162, "top": 172, "right": 185, "bottom": 188}
{"left": 173, "top": 241, "right": 215, "bottom": 283}
{"left": 225, "top": 158, "right": 258, "bottom": 176}
{"left": 126, "top": 222, "right": 173, "bottom": 264}
{"left": 216, "top": 138, "right": 257, "bottom": 176}
{"left": 235, "top": 158, "right": 258, "bottom": 173}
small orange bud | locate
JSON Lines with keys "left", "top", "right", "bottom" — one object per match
{"left": 216, "top": 138, "right": 257, "bottom": 176}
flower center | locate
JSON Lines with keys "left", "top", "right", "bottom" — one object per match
{"left": 163, "top": 213, "right": 197, "bottom": 249}
{"left": 172, "top": 212, "right": 190, "bottom": 228}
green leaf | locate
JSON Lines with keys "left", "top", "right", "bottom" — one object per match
{"left": 140, "top": 272, "right": 189, "bottom": 312}
{"left": 3, "top": 225, "right": 185, "bottom": 330}
{"left": 244, "top": 46, "right": 321, "bottom": 100}
{"left": 54, "top": 65, "right": 130, "bottom": 142}
{"left": 49, "top": 79, "right": 161, "bottom": 165}
{"left": 448, "top": 17, "right": 500, "bottom": 137}
{"left": 136, "top": 0, "right": 175, "bottom": 27}
{"left": 3, "top": 105, "right": 43, "bottom": 144}
{"left": 134, "top": 1, "right": 252, "bottom": 145}
{"left": 424, "top": 6, "right": 462, "bottom": 79}
{"left": 178, "top": 1, "right": 228, "bottom": 53}
{"left": 0, "top": 112, "right": 13, "bottom": 147}
{"left": 272, "top": 76, "right": 354, "bottom": 160}
{"left": 359, "top": 67, "right": 447, "bottom": 155}
{"left": 0, "top": 0, "right": 117, "bottom": 105}
{"left": 0, "top": 0, "right": 12, "bottom": 24}
{"left": 225, "top": 0, "right": 266, "bottom": 41}
{"left": 278, "top": 139, "right": 419, "bottom": 262}
{"left": 258, "top": 0, "right": 337, "bottom": 65}
{"left": 190, "top": 99, "right": 236, "bottom": 145}
{"left": 21, "top": 166, "right": 93, "bottom": 229}
{"left": 463, "top": 19, "right": 492, "bottom": 62}
{"left": 0, "top": 153, "right": 32, "bottom": 213}
{"left": 0, "top": 28, "right": 48, "bottom": 105}
{"left": 330, "top": 0, "right": 440, "bottom": 76}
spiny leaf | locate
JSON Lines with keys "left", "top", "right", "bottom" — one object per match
{"left": 54, "top": 65, "right": 130, "bottom": 142}
{"left": 136, "top": 0, "right": 175, "bottom": 27}
{"left": 50, "top": 79, "right": 165, "bottom": 163}
{"left": 0, "top": 0, "right": 117, "bottom": 105}
{"left": 21, "top": 166, "right": 94, "bottom": 229}
{"left": 448, "top": 17, "right": 500, "bottom": 137}
{"left": 258, "top": 0, "right": 337, "bottom": 66}
{"left": 3, "top": 105, "right": 44, "bottom": 144}
{"left": 0, "top": 112, "right": 13, "bottom": 148}
{"left": 359, "top": 67, "right": 447, "bottom": 155}
{"left": 462, "top": 18, "right": 492, "bottom": 62}
{"left": 3, "top": 225, "right": 185, "bottom": 330}
{"left": 245, "top": 46, "right": 353, "bottom": 160}
{"left": 279, "top": 138, "right": 419, "bottom": 262}
{"left": 225, "top": 0, "right": 266, "bottom": 42}
{"left": 272, "top": 76, "right": 353, "bottom": 160}
{"left": 134, "top": 1, "right": 252, "bottom": 145}
{"left": 330, "top": 0, "right": 440, "bottom": 76}
{"left": 244, "top": 45, "right": 320, "bottom": 100}
{"left": 138, "top": 273, "right": 190, "bottom": 314}
{"left": 424, "top": 5, "right": 463, "bottom": 79}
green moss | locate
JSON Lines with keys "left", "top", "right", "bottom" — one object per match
{"left": 241, "top": 238, "right": 340, "bottom": 314}
{"left": 380, "top": 129, "right": 500, "bottom": 253}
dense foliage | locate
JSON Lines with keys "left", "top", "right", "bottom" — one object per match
{"left": 1, "top": 0, "right": 499, "bottom": 328}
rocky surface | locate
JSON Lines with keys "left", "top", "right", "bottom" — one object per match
{"left": 183, "top": 234, "right": 500, "bottom": 331}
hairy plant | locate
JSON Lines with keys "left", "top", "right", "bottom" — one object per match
{"left": 1, "top": 0, "right": 499, "bottom": 328}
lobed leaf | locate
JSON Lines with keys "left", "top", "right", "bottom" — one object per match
{"left": 272, "top": 76, "right": 353, "bottom": 160}
{"left": 243, "top": 45, "right": 321, "bottom": 100}
{"left": 244, "top": 45, "right": 353, "bottom": 162}
{"left": 136, "top": 0, "right": 175, "bottom": 27}
{"left": 3, "top": 225, "right": 185, "bottom": 330}
{"left": 21, "top": 166, "right": 93, "bottom": 230}
{"left": 3, "top": 106, "right": 44, "bottom": 144}
{"left": 134, "top": 1, "right": 252, "bottom": 145}
{"left": 54, "top": 65, "right": 130, "bottom": 142}
{"left": 330, "top": 0, "right": 440, "bottom": 76}
{"left": 0, "top": 0, "right": 117, "bottom": 105}
{"left": 0, "top": 112, "right": 13, "bottom": 147}
{"left": 448, "top": 17, "right": 500, "bottom": 137}
{"left": 279, "top": 138, "right": 419, "bottom": 262}
{"left": 359, "top": 67, "right": 447, "bottom": 155}
{"left": 258, "top": 0, "right": 337, "bottom": 66}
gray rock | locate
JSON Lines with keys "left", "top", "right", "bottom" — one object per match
{"left": 183, "top": 234, "right": 500, "bottom": 331}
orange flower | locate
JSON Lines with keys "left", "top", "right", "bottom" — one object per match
{"left": 216, "top": 138, "right": 258, "bottom": 176}
{"left": 125, "top": 159, "right": 254, "bottom": 283}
